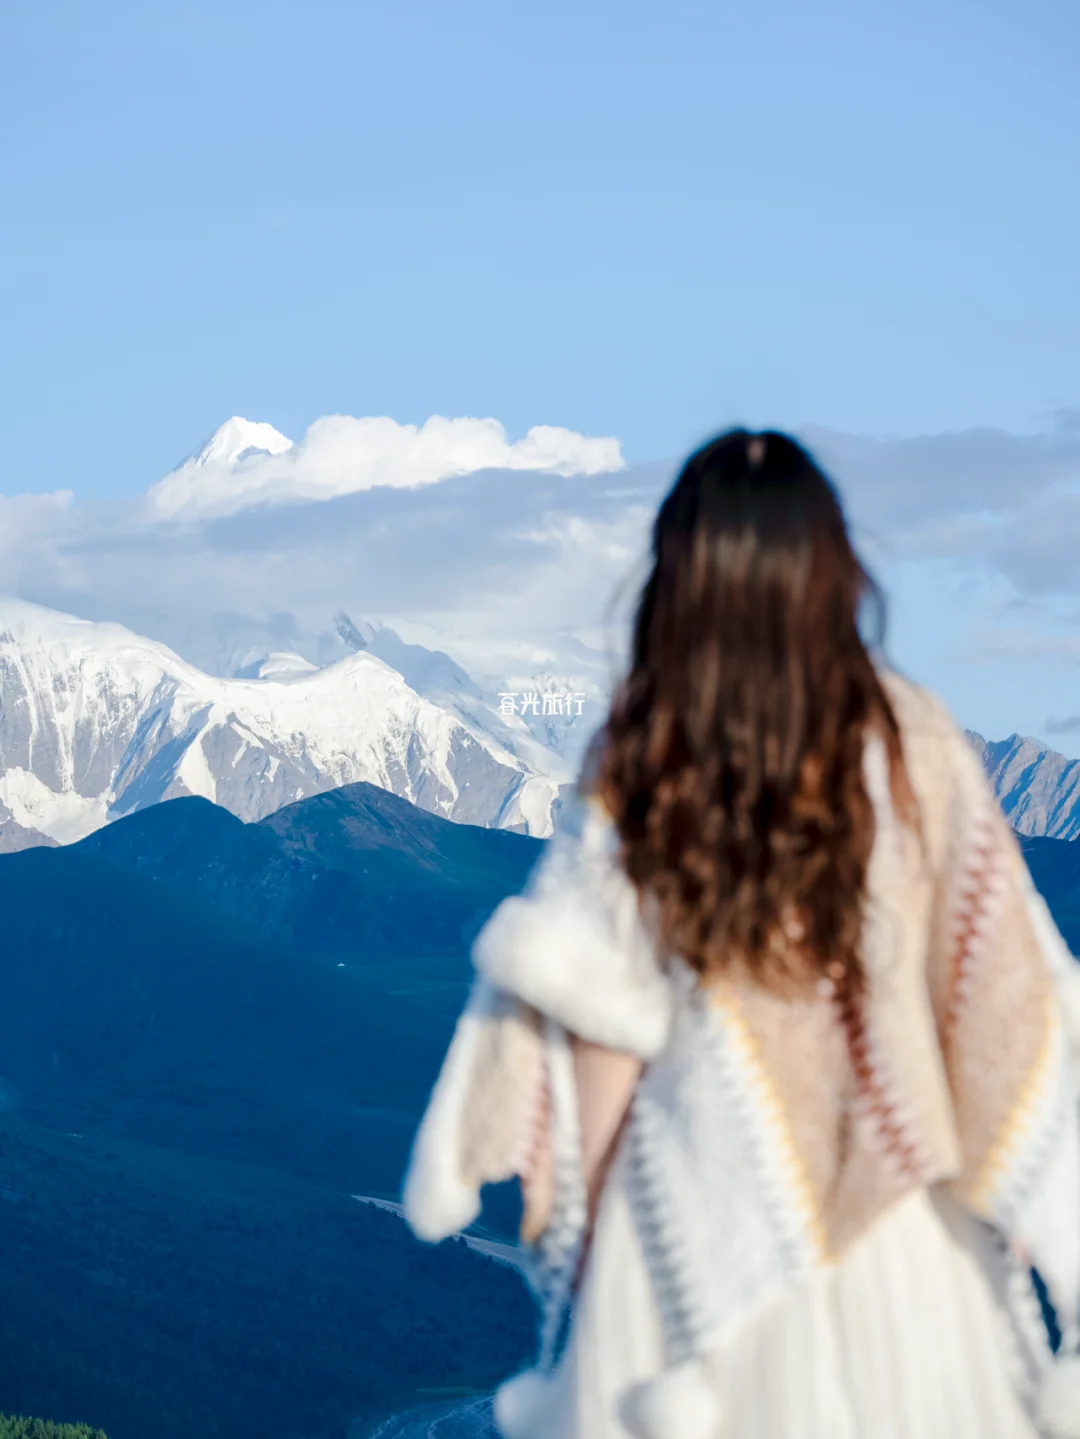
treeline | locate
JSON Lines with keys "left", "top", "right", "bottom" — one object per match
{"left": 0, "top": 1418, "right": 107, "bottom": 1439}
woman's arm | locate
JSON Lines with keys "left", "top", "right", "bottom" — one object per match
{"left": 573, "top": 1036, "right": 643, "bottom": 1220}
{"left": 520, "top": 1034, "right": 642, "bottom": 1242}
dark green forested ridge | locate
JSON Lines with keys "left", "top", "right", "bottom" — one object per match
{"left": 1020, "top": 835, "right": 1080, "bottom": 953}
{"left": 0, "top": 791, "right": 537, "bottom": 1438}
{"left": 75, "top": 784, "right": 543, "bottom": 966}
{"left": 0, "top": 1417, "right": 108, "bottom": 1439}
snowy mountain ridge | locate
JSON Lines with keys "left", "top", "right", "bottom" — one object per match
{"left": 0, "top": 598, "right": 571, "bottom": 851}
{"left": 6, "top": 591, "right": 1070, "bottom": 858}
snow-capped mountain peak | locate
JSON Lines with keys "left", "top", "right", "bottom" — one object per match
{"left": 177, "top": 417, "right": 294, "bottom": 471}
{"left": 148, "top": 418, "right": 296, "bottom": 519}
{"left": 0, "top": 597, "right": 567, "bottom": 851}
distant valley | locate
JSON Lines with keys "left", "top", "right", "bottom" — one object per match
{"left": 0, "top": 789, "right": 542, "bottom": 1439}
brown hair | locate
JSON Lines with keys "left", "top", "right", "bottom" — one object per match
{"left": 588, "top": 428, "right": 916, "bottom": 998}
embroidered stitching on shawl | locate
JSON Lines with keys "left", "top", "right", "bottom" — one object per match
{"left": 931, "top": 740, "right": 1079, "bottom": 1339}
{"left": 944, "top": 794, "right": 1003, "bottom": 1037}
{"left": 839, "top": 982, "right": 939, "bottom": 1188}
{"left": 706, "top": 983, "right": 827, "bottom": 1268}
{"left": 624, "top": 981, "right": 828, "bottom": 1371}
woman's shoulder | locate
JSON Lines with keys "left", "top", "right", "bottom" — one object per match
{"left": 877, "top": 664, "right": 982, "bottom": 773}
{"left": 876, "top": 666, "right": 993, "bottom": 845}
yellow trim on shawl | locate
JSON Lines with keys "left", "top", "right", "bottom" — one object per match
{"left": 709, "top": 982, "right": 830, "bottom": 1264}
{"left": 971, "top": 994, "right": 1060, "bottom": 1213}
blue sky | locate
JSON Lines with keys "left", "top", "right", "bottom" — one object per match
{"left": 1, "top": 0, "right": 1079, "bottom": 752}
{"left": 2, "top": 0, "right": 1077, "bottom": 495}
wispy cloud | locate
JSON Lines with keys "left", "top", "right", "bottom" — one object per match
{"left": 805, "top": 412, "right": 1080, "bottom": 541}
{"left": 962, "top": 627, "right": 1080, "bottom": 665}
{"left": 803, "top": 413, "right": 1080, "bottom": 611}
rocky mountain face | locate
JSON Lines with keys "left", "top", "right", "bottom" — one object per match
{"left": 967, "top": 731, "right": 1080, "bottom": 839}
{"left": 0, "top": 800, "right": 56, "bottom": 854}
{"left": 0, "top": 598, "right": 569, "bottom": 850}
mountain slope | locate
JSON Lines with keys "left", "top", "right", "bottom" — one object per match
{"left": 0, "top": 843, "right": 439, "bottom": 1188}
{"left": 968, "top": 731, "right": 1080, "bottom": 839}
{"left": 0, "top": 796, "right": 56, "bottom": 853}
{"left": 355, "top": 623, "right": 587, "bottom": 791}
{"left": 0, "top": 597, "right": 564, "bottom": 848}
{"left": 263, "top": 780, "right": 544, "bottom": 893}
{"left": 4, "top": 785, "right": 545, "bottom": 1193}
{"left": 0, "top": 1114, "right": 530, "bottom": 1439}
{"left": 1018, "top": 834, "right": 1080, "bottom": 953}
{"left": 0, "top": 784, "right": 539, "bottom": 1439}
{"left": 76, "top": 784, "right": 542, "bottom": 963}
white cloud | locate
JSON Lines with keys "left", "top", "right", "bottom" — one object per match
{"left": 50, "top": 459, "right": 660, "bottom": 676}
{"left": 0, "top": 489, "right": 75, "bottom": 537}
{"left": 0, "top": 489, "right": 80, "bottom": 599}
{"left": 145, "top": 413, "right": 626, "bottom": 520}
{"left": 5, "top": 407, "right": 1080, "bottom": 738}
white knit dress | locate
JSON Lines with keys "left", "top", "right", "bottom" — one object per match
{"left": 542, "top": 1143, "right": 1048, "bottom": 1439}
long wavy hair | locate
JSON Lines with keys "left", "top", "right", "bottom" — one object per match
{"left": 588, "top": 428, "right": 917, "bottom": 999}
